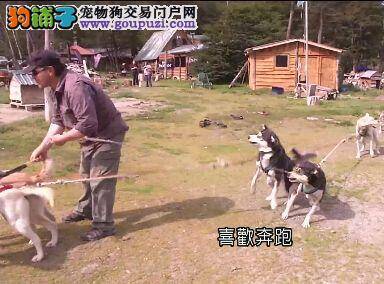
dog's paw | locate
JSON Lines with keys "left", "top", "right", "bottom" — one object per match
{"left": 355, "top": 155, "right": 361, "bottom": 159}
{"left": 270, "top": 200, "right": 277, "bottom": 210}
{"left": 281, "top": 211, "right": 289, "bottom": 220}
{"left": 46, "top": 240, "right": 57, "bottom": 248}
{"left": 302, "top": 220, "right": 311, "bottom": 228}
{"left": 31, "top": 253, "right": 44, "bottom": 262}
{"left": 265, "top": 195, "right": 273, "bottom": 201}
{"left": 28, "top": 240, "right": 33, "bottom": 246}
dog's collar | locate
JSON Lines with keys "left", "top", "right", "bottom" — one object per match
{"left": 0, "top": 184, "right": 13, "bottom": 193}
{"left": 301, "top": 184, "right": 319, "bottom": 194}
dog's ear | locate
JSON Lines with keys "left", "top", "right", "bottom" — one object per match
{"left": 261, "top": 124, "right": 267, "bottom": 130}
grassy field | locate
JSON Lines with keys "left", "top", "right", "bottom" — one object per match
{"left": 0, "top": 81, "right": 384, "bottom": 283}
{"left": 0, "top": 87, "right": 10, "bottom": 104}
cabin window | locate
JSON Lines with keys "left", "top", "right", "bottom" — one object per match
{"left": 175, "top": 57, "right": 186, "bottom": 67}
{"left": 275, "top": 55, "right": 288, "bottom": 67}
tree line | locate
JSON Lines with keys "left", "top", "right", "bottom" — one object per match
{"left": 1, "top": 1, "right": 384, "bottom": 81}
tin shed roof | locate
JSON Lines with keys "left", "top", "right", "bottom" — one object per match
{"left": 134, "top": 29, "right": 178, "bottom": 61}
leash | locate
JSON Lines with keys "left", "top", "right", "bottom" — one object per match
{"left": 36, "top": 174, "right": 138, "bottom": 187}
{"left": 318, "top": 134, "right": 355, "bottom": 167}
{"left": 264, "top": 133, "right": 355, "bottom": 175}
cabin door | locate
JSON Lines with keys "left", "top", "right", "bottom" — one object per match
{"left": 319, "top": 57, "right": 336, "bottom": 89}
{"left": 298, "top": 56, "right": 319, "bottom": 85}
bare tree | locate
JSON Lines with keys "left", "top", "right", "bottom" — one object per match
{"left": 317, "top": 6, "right": 324, "bottom": 43}
{"left": 286, "top": 1, "right": 295, "bottom": 40}
{"left": 0, "top": 14, "right": 20, "bottom": 68}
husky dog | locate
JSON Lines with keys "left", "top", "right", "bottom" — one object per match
{"left": 0, "top": 159, "right": 57, "bottom": 262}
{"left": 282, "top": 149, "right": 326, "bottom": 228}
{"left": 355, "top": 113, "right": 379, "bottom": 159}
{"left": 248, "top": 125, "right": 295, "bottom": 209}
{"left": 378, "top": 111, "right": 384, "bottom": 135}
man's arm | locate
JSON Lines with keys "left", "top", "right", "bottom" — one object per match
{"left": 30, "top": 123, "right": 64, "bottom": 161}
{"left": 50, "top": 81, "right": 98, "bottom": 146}
{"left": 50, "top": 128, "right": 85, "bottom": 145}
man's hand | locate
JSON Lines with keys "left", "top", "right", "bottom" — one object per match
{"left": 30, "top": 145, "right": 49, "bottom": 162}
{"left": 50, "top": 134, "right": 68, "bottom": 146}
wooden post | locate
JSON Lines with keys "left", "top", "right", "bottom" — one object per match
{"left": 164, "top": 50, "right": 167, "bottom": 79}
{"left": 179, "top": 55, "right": 182, "bottom": 80}
{"left": 44, "top": 30, "right": 51, "bottom": 122}
{"left": 155, "top": 58, "right": 158, "bottom": 74}
{"left": 229, "top": 61, "right": 248, "bottom": 88}
{"left": 254, "top": 54, "right": 256, "bottom": 90}
{"left": 336, "top": 57, "right": 340, "bottom": 90}
{"left": 305, "top": 1, "right": 310, "bottom": 106}
{"left": 186, "top": 55, "right": 189, "bottom": 79}
{"left": 295, "top": 42, "right": 299, "bottom": 89}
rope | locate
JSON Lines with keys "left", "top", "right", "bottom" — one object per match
{"left": 36, "top": 174, "right": 138, "bottom": 187}
{"left": 265, "top": 133, "right": 355, "bottom": 175}
{"left": 318, "top": 134, "right": 355, "bottom": 167}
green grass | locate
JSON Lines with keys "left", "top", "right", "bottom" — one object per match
{"left": 0, "top": 87, "right": 9, "bottom": 104}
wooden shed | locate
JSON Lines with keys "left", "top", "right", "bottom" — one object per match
{"left": 134, "top": 29, "right": 205, "bottom": 80}
{"left": 9, "top": 73, "right": 44, "bottom": 110}
{"left": 158, "top": 44, "right": 204, "bottom": 80}
{"left": 245, "top": 39, "right": 343, "bottom": 92}
{"left": 357, "top": 70, "right": 382, "bottom": 90}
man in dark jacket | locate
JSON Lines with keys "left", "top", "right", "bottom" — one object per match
{"left": 25, "top": 50, "right": 129, "bottom": 241}
{"left": 131, "top": 60, "right": 139, "bottom": 86}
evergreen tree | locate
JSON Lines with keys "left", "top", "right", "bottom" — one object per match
{"left": 192, "top": 2, "right": 289, "bottom": 83}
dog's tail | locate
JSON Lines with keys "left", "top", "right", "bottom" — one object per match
{"left": 21, "top": 187, "right": 54, "bottom": 207}
{"left": 291, "top": 148, "right": 317, "bottom": 162}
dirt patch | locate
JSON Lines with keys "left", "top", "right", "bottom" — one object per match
{"left": 0, "top": 104, "right": 42, "bottom": 125}
{"left": 318, "top": 195, "right": 384, "bottom": 246}
{"left": 112, "top": 98, "right": 165, "bottom": 117}
{"left": 0, "top": 98, "right": 165, "bottom": 126}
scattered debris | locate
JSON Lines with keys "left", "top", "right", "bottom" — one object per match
{"left": 212, "top": 157, "right": 230, "bottom": 169}
{"left": 121, "top": 235, "right": 132, "bottom": 241}
{"left": 257, "top": 111, "right": 269, "bottom": 116}
{"left": 295, "top": 83, "right": 338, "bottom": 100}
{"left": 199, "top": 118, "right": 227, "bottom": 128}
{"left": 230, "top": 114, "right": 244, "bottom": 120}
{"left": 307, "top": 116, "right": 341, "bottom": 124}
{"left": 199, "top": 118, "right": 212, "bottom": 127}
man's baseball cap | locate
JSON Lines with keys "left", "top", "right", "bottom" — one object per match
{"left": 22, "top": 49, "right": 62, "bottom": 74}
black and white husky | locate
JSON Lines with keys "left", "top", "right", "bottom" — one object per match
{"left": 248, "top": 125, "right": 295, "bottom": 209}
{"left": 282, "top": 149, "right": 326, "bottom": 228}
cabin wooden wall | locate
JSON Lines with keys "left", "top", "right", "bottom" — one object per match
{"left": 248, "top": 42, "right": 340, "bottom": 91}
